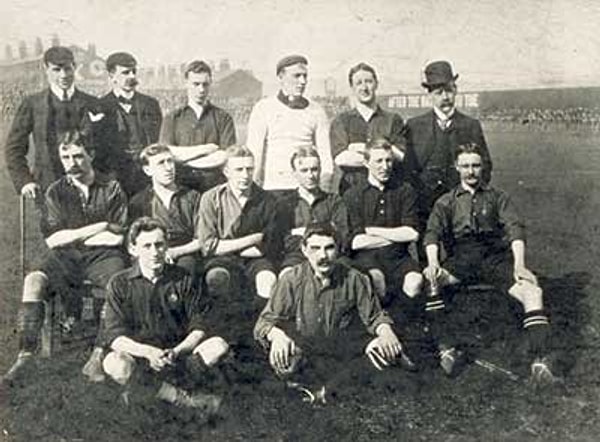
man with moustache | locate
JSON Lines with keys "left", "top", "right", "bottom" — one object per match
{"left": 5, "top": 46, "right": 101, "bottom": 197}
{"left": 405, "top": 61, "right": 492, "bottom": 247}
{"left": 423, "top": 143, "right": 558, "bottom": 384}
{"left": 98, "top": 52, "right": 162, "bottom": 196}
{"left": 1, "top": 131, "right": 129, "bottom": 385}
{"left": 246, "top": 55, "right": 334, "bottom": 194}
{"left": 160, "top": 60, "right": 237, "bottom": 193}
{"left": 330, "top": 62, "right": 413, "bottom": 194}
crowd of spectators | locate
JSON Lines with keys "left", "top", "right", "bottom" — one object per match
{"left": 479, "top": 107, "right": 600, "bottom": 131}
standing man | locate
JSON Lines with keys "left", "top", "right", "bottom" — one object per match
{"left": 160, "top": 60, "right": 237, "bottom": 193}
{"left": 102, "top": 217, "right": 229, "bottom": 411}
{"left": 246, "top": 55, "right": 334, "bottom": 194}
{"left": 98, "top": 52, "right": 162, "bottom": 196}
{"left": 330, "top": 62, "right": 413, "bottom": 194}
{"left": 5, "top": 46, "right": 101, "bottom": 196}
{"left": 405, "top": 60, "right": 492, "bottom": 242}
{"left": 423, "top": 143, "right": 557, "bottom": 384}
{"left": 2, "top": 131, "right": 129, "bottom": 384}
{"left": 343, "top": 138, "right": 423, "bottom": 307}
{"left": 129, "top": 144, "right": 203, "bottom": 278}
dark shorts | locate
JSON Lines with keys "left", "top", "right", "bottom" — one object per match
{"left": 33, "top": 246, "right": 128, "bottom": 298}
{"left": 204, "top": 255, "right": 276, "bottom": 283}
{"left": 351, "top": 246, "right": 421, "bottom": 290}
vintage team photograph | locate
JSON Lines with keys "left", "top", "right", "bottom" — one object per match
{"left": 1, "top": 0, "right": 599, "bottom": 440}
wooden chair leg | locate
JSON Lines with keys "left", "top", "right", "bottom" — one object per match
{"left": 40, "top": 296, "right": 62, "bottom": 358}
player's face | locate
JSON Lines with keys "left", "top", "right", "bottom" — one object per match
{"left": 45, "top": 62, "right": 75, "bottom": 90}
{"left": 186, "top": 71, "right": 212, "bottom": 106}
{"left": 430, "top": 82, "right": 457, "bottom": 115}
{"left": 456, "top": 152, "right": 483, "bottom": 188}
{"left": 366, "top": 148, "right": 393, "bottom": 184}
{"left": 279, "top": 63, "right": 308, "bottom": 98}
{"left": 110, "top": 65, "right": 138, "bottom": 92}
{"left": 144, "top": 151, "right": 175, "bottom": 186}
{"left": 351, "top": 69, "right": 378, "bottom": 105}
{"left": 302, "top": 234, "right": 338, "bottom": 278}
{"left": 130, "top": 228, "right": 168, "bottom": 273}
{"left": 224, "top": 156, "right": 254, "bottom": 193}
{"left": 59, "top": 144, "right": 93, "bottom": 180}
{"left": 293, "top": 156, "right": 321, "bottom": 191}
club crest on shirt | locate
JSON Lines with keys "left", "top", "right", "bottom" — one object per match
{"left": 168, "top": 292, "right": 179, "bottom": 304}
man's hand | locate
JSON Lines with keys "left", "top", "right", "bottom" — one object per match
{"left": 21, "top": 182, "right": 40, "bottom": 200}
{"left": 165, "top": 249, "right": 180, "bottom": 265}
{"left": 365, "top": 324, "right": 403, "bottom": 370}
{"left": 423, "top": 264, "right": 442, "bottom": 286}
{"left": 514, "top": 265, "right": 538, "bottom": 285}
{"left": 145, "top": 346, "right": 173, "bottom": 372}
{"left": 268, "top": 328, "right": 296, "bottom": 373}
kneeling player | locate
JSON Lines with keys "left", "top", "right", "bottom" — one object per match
{"left": 2, "top": 131, "right": 128, "bottom": 384}
{"left": 423, "top": 142, "right": 558, "bottom": 384}
{"left": 102, "top": 217, "right": 230, "bottom": 411}
{"left": 254, "top": 223, "right": 414, "bottom": 403}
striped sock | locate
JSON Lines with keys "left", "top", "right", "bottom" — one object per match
{"left": 425, "top": 295, "right": 446, "bottom": 313}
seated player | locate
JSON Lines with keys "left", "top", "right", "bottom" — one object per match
{"left": 198, "top": 145, "right": 282, "bottom": 303}
{"left": 129, "top": 144, "right": 202, "bottom": 278}
{"left": 2, "top": 131, "right": 129, "bottom": 385}
{"left": 102, "top": 217, "right": 230, "bottom": 411}
{"left": 279, "top": 146, "right": 349, "bottom": 275}
{"left": 343, "top": 138, "right": 423, "bottom": 306}
{"left": 423, "top": 142, "right": 558, "bottom": 384}
{"left": 254, "top": 223, "right": 414, "bottom": 403}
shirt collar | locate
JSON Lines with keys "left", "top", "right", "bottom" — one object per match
{"left": 50, "top": 84, "right": 75, "bottom": 101}
{"left": 113, "top": 89, "right": 135, "bottom": 100}
{"left": 297, "top": 186, "right": 325, "bottom": 205}
{"left": 353, "top": 100, "right": 379, "bottom": 122}
{"left": 128, "top": 260, "right": 166, "bottom": 283}
{"left": 187, "top": 100, "right": 210, "bottom": 120}
{"left": 152, "top": 183, "right": 178, "bottom": 208}
{"left": 277, "top": 90, "right": 309, "bottom": 109}
{"left": 367, "top": 174, "right": 386, "bottom": 191}
{"left": 433, "top": 106, "right": 456, "bottom": 123}
{"left": 455, "top": 181, "right": 488, "bottom": 196}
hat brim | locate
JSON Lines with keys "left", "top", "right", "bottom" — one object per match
{"left": 421, "top": 74, "right": 459, "bottom": 89}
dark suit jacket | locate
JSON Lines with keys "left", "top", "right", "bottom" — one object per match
{"left": 96, "top": 91, "right": 162, "bottom": 173}
{"left": 4, "top": 88, "right": 100, "bottom": 192}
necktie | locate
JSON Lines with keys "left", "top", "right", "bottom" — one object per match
{"left": 62, "top": 89, "right": 69, "bottom": 102}
{"left": 118, "top": 95, "right": 133, "bottom": 106}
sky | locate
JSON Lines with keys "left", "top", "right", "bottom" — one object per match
{"left": 2, "top": 0, "right": 600, "bottom": 95}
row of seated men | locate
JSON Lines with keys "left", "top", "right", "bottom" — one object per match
{"left": 1, "top": 130, "right": 559, "bottom": 412}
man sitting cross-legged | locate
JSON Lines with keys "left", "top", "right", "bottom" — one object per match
{"left": 102, "top": 217, "right": 230, "bottom": 412}
{"left": 255, "top": 223, "right": 415, "bottom": 403}
{"left": 2, "top": 130, "right": 129, "bottom": 385}
{"left": 129, "top": 144, "right": 203, "bottom": 279}
{"left": 278, "top": 146, "right": 349, "bottom": 276}
{"left": 423, "top": 142, "right": 559, "bottom": 384}
{"left": 197, "top": 145, "right": 283, "bottom": 305}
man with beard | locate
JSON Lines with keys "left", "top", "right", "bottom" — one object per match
{"left": 246, "top": 55, "right": 334, "bottom": 195}
{"left": 2, "top": 131, "right": 128, "bottom": 385}
{"left": 330, "top": 62, "right": 413, "bottom": 194}
{"left": 405, "top": 60, "right": 492, "bottom": 258}
{"left": 98, "top": 52, "right": 162, "bottom": 196}
{"left": 160, "top": 60, "right": 236, "bottom": 193}
{"left": 423, "top": 142, "right": 558, "bottom": 384}
{"left": 254, "top": 223, "right": 413, "bottom": 404}
{"left": 5, "top": 46, "right": 101, "bottom": 196}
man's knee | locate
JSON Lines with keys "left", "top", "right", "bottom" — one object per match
{"left": 103, "top": 351, "right": 136, "bottom": 385}
{"left": 402, "top": 271, "right": 424, "bottom": 298}
{"left": 509, "top": 281, "right": 544, "bottom": 312}
{"left": 193, "top": 336, "right": 230, "bottom": 367}
{"left": 205, "top": 267, "right": 231, "bottom": 296}
{"left": 22, "top": 271, "right": 48, "bottom": 302}
{"left": 255, "top": 270, "right": 277, "bottom": 299}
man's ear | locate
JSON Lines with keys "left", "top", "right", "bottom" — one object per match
{"left": 300, "top": 242, "right": 308, "bottom": 259}
{"left": 142, "top": 165, "right": 152, "bottom": 177}
{"left": 128, "top": 242, "right": 138, "bottom": 258}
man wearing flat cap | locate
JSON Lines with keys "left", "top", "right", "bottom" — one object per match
{"left": 246, "top": 55, "right": 334, "bottom": 195}
{"left": 5, "top": 46, "right": 101, "bottom": 197}
{"left": 405, "top": 60, "right": 492, "bottom": 259}
{"left": 97, "top": 52, "right": 162, "bottom": 196}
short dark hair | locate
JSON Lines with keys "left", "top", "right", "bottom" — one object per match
{"left": 184, "top": 60, "right": 212, "bottom": 78}
{"left": 302, "top": 222, "right": 340, "bottom": 246}
{"left": 290, "top": 145, "right": 320, "bottom": 170}
{"left": 43, "top": 46, "right": 75, "bottom": 67}
{"left": 225, "top": 145, "right": 254, "bottom": 160}
{"left": 58, "top": 130, "right": 94, "bottom": 156}
{"left": 348, "top": 62, "right": 378, "bottom": 86}
{"left": 455, "top": 142, "right": 483, "bottom": 160}
{"left": 364, "top": 137, "right": 392, "bottom": 161}
{"left": 127, "top": 217, "right": 168, "bottom": 247}
{"left": 106, "top": 52, "right": 137, "bottom": 73}
{"left": 276, "top": 55, "right": 308, "bottom": 75}
{"left": 139, "top": 144, "right": 172, "bottom": 166}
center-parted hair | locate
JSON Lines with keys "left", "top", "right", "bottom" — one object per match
{"left": 348, "top": 62, "right": 378, "bottom": 86}
{"left": 127, "top": 216, "right": 168, "bottom": 247}
{"left": 290, "top": 145, "right": 321, "bottom": 170}
{"left": 455, "top": 142, "right": 483, "bottom": 160}
{"left": 139, "top": 144, "right": 172, "bottom": 166}
{"left": 302, "top": 222, "right": 340, "bottom": 246}
{"left": 225, "top": 145, "right": 254, "bottom": 160}
{"left": 184, "top": 60, "right": 212, "bottom": 79}
{"left": 364, "top": 137, "right": 393, "bottom": 161}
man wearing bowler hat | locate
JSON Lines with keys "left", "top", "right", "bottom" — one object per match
{"left": 405, "top": 60, "right": 492, "bottom": 256}
{"left": 97, "top": 52, "right": 162, "bottom": 196}
{"left": 246, "top": 55, "right": 334, "bottom": 195}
